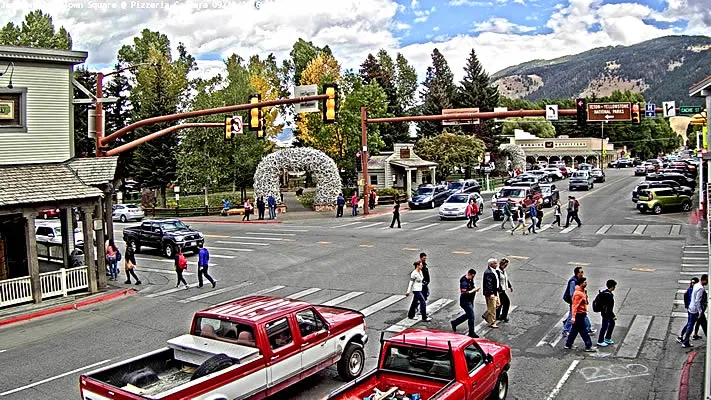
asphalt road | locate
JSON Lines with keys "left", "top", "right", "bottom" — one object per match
{"left": 0, "top": 168, "right": 700, "bottom": 400}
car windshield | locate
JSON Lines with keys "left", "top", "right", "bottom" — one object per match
{"left": 160, "top": 221, "right": 189, "bottom": 231}
{"left": 382, "top": 344, "right": 453, "bottom": 380}
{"left": 416, "top": 187, "right": 434, "bottom": 195}
{"left": 446, "top": 194, "right": 469, "bottom": 203}
{"left": 447, "top": 182, "right": 463, "bottom": 190}
{"left": 499, "top": 188, "right": 525, "bottom": 198}
{"left": 125, "top": 204, "right": 139, "bottom": 209}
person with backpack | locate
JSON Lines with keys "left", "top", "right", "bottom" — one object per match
{"left": 451, "top": 268, "right": 480, "bottom": 338}
{"left": 594, "top": 279, "right": 617, "bottom": 347}
{"left": 563, "top": 266, "right": 593, "bottom": 335}
{"left": 123, "top": 245, "right": 141, "bottom": 285}
{"left": 564, "top": 277, "right": 596, "bottom": 352}
{"left": 564, "top": 195, "right": 582, "bottom": 228}
{"left": 553, "top": 199, "right": 562, "bottom": 228}
{"left": 174, "top": 246, "right": 189, "bottom": 289}
{"left": 501, "top": 199, "right": 514, "bottom": 229}
{"left": 197, "top": 242, "right": 216, "bottom": 288}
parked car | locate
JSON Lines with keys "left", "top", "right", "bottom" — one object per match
{"left": 123, "top": 218, "right": 204, "bottom": 258}
{"left": 634, "top": 166, "right": 647, "bottom": 176}
{"left": 409, "top": 185, "right": 451, "bottom": 209}
{"left": 38, "top": 208, "right": 61, "bottom": 219}
{"left": 491, "top": 184, "right": 542, "bottom": 220}
{"left": 590, "top": 168, "right": 605, "bottom": 183}
{"left": 439, "top": 192, "right": 484, "bottom": 220}
{"left": 80, "top": 296, "right": 368, "bottom": 400}
{"left": 35, "top": 221, "right": 83, "bottom": 247}
{"left": 632, "top": 181, "right": 693, "bottom": 203}
{"left": 577, "top": 163, "right": 593, "bottom": 171}
{"left": 540, "top": 183, "right": 560, "bottom": 207}
{"left": 504, "top": 174, "right": 540, "bottom": 186}
{"left": 557, "top": 165, "right": 570, "bottom": 178}
{"left": 112, "top": 204, "right": 145, "bottom": 223}
{"left": 542, "top": 167, "right": 565, "bottom": 181}
{"left": 446, "top": 179, "right": 481, "bottom": 195}
{"left": 326, "top": 329, "right": 511, "bottom": 400}
{"left": 646, "top": 172, "right": 695, "bottom": 188}
{"left": 525, "top": 170, "right": 552, "bottom": 183}
{"left": 569, "top": 171, "right": 594, "bottom": 191}
{"left": 636, "top": 188, "right": 692, "bottom": 214}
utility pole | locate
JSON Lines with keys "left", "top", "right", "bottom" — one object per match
{"left": 361, "top": 107, "right": 370, "bottom": 214}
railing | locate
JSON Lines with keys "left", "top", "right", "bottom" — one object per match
{"left": 0, "top": 276, "right": 33, "bottom": 307}
{"left": 39, "top": 266, "right": 89, "bottom": 300}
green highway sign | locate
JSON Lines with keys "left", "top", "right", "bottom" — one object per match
{"left": 679, "top": 105, "right": 703, "bottom": 115}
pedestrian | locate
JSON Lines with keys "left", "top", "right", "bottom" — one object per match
{"left": 369, "top": 190, "right": 376, "bottom": 210}
{"left": 510, "top": 202, "right": 527, "bottom": 235}
{"left": 242, "top": 198, "right": 252, "bottom": 221}
{"left": 481, "top": 258, "right": 500, "bottom": 329}
{"left": 679, "top": 274, "right": 708, "bottom": 347}
{"left": 564, "top": 277, "right": 596, "bottom": 352}
{"left": 451, "top": 268, "right": 480, "bottom": 338}
{"left": 390, "top": 198, "right": 401, "bottom": 228}
{"left": 197, "top": 242, "right": 216, "bottom": 288}
{"left": 105, "top": 239, "right": 119, "bottom": 281}
{"left": 174, "top": 246, "right": 189, "bottom": 289}
{"left": 496, "top": 258, "right": 513, "bottom": 322}
{"left": 256, "top": 195, "right": 265, "bottom": 220}
{"left": 677, "top": 278, "right": 698, "bottom": 341}
{"left": 563, "top": 266, "right": 593, "bottom": 335}
{"left": 595, "top": 279, "right": 617, "bottom": 347}
{"left": 527, "top": 201, "right": 538, "bottom": 234}
{"left": 471, "top": 199, "right": 479, "bottom": 227}
{"left": 336, "top": 193, "right": 345, "bottom": 218}
{"left": 564, "top": 195, "right": 582, "bottom": 228}
{"left": 221, "top": 198, "right": 231, "bottom": 216}
{"left": 466, "top": 199, "right": 475, "bottom": 229}
{"left": 693, "top": 277, "right": 708, "bottom": 339}
{"left": 351, "top": 192, "right": 359, "bottom": 216}
{"left": 536, "top": 197, "right": 544, "bottom": 229}
{"left": 553, "top": 199, "right": 562, "bottom": 228}
{"left": 405, "top": 260, "right": 432, "bottom": 321}
{"left": 501, "top": 199, "right": 514, "bottom": 230}
{"left": 123, "top": 245, "right": 141, "bottom": 285}
{"left": 268, "top": 194, "right": 277, "bottom": 220}
{"left": 420, "top": 252, "right": 430, "bottom": 301}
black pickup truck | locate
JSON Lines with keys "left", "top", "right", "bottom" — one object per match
{"left": 123, "top": 219, "right": 204, "bottom": 258}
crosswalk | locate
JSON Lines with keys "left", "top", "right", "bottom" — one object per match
{"left": 674, "top": 244, "right": 708, "bottom": 320}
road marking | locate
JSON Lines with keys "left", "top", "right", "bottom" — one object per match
{"left": 317, "top": 241, "right": 330, "bottom": 245}
{"left": 385, "top": 298, "right": 454, "bottom": 333}
{"left": 178, "top": 281, "right": 254, "bottom": 303}
{"left": 412, "top": 214, "right": 437, "bottom": 222}
{"left": 286, "top": 288, "right": 322, "bottom": 299}
{"left": 231, "top": 236, "right": 284, "bottom": 241}
{"left": 672, "top": 312, "right": 687, "bottom": 318}
{"left": 596, "top": 225, "right": 612, "bottom": 234}
{"left": 670, "top": 225, "right": 682, "bottom": 235}
{"left": 146, "top": 283, "right": 202, "bottom": 298}
{"left": 360, "top": 295, "right": 406, "bottom": 317}
{"left": 359, "top": 244, "right": 374, "bottom": 248}
{"left": 204, "top": 234, "right": 230, "bottom": 238}
{"left": 680, "top": 271, "right": 707, "bottom": 275}
{"left": 216, "top": 241, "right": 270, "bottom": 246}
{"left": 209, "top": 254, "right": 240, "bottom": 258}
{"left": 0, "top": 359, "right": 112, "bottom": 396}
{"left": 681, "top": 264, "right": 706, "bottom": 267}
{"left": 332, "top": 222, "right": 362, "bottom": 228}
{"left": 140, "top": 267, "right": 194, "bottom": 276}
{"left": 560, "top": 225, "right": 578, "bottom": 234}
{"left": 616, "top": 315, "right": 653, "bottom": 358}
{"left": 135, "top": 256, "right": 216, "bottom": 267}
{"left": 538, "top": 224, "right": 552, "bottom": 233}
{"left": 476, "top": 224, "right": 500, "bottom": 232}
{"left": 677, "top": 289, "right": 687, "bottom": 294}
{"left": 210, "top": 285, "right": 286, "bottom": 307}
{"left": 260, "top": 228, "right": 309, "bottom": 232}
{"left": 402, "top": 247, "right": 419, "bottom": 251}
{"left": 506, "top": 255, "right": 530, "bottom": 260}
{"left": 210, "top": 247, "right": 268, "bottom": 254}
{"left": 282, "top": 238, "right": 296, "bottom": 242}
{"left": 672, "top": 299, "right": 684, "bottom": 305}
{"left": 545, "top": 360, "right": 580, "bottom": 400}
{"left": 452, "top": 250, "right": 472, "bottom": 255}
{"left": 245, "top": 232, "right": 296, "bottom": 236}
{"left": 322, "top": 291, "right": 365, "bottom": 306}
{"left": 413, "top": 223, "right": 439, "bottom": 231}
{"left": 380, "top": 222, "right": 409, "bottom": 230}
{"left": 355, "top": 222, "right": 384, "bottom": 229}
{"left": 536, "top": 313, "right": 569, "bottom": 347}
{"left": 631, "top": 267, "right": 656, "bottom": 272}
{"left": 684, "top": 251, "right": 708, "bottom": 254}
{"left": 567, "top": 261, "right": 590, "bottom": 266}
{"left": 633, "top": 225, "right": 647, "bottom": 235}
{"left": 678, "top": 280, "right": 691, "bottom": 284}
{"left": 0, "top": 350, "right": 6, "bottom": 353}
{"left": 685, "top": 245, "right": 707, "bottom": 248}
{"left": 683, "top": 257, "right": 706, "bottom": 261}
{"left": 447, "top": 222, "right": 470, "bottom": 231}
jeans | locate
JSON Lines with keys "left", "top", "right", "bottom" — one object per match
{"left": 107, "top": 257, "right": 118, "bottom": 279}
{"left": 269, "top": 206, "right": 276, "bottom": 220}
{"left": 390, "top": 213, "right": 400, "bottom": 228}
{"left": 407, "top": 291, "right": 427, "bottom": 320}
{"left": 566, "top": 313, "right": 593, "bottom": 348}
{"left": 352, "top": 205, "right": 358, "bottom": 216}
{"left": 501, "top": 214, "right": 514, "bottom": 229}
{"left": 598, "top": 317, "right": 615, "bottom": 343}
{"left": 336, "top": 205, "right": 343, "bottom": 218}
{"left": 565, "top": 211, "right": 581, "bottom": 227}
{"left": 497, "top": 291, "right": 511, "bottom": 320}
{"left": 554, "top": 215, "right": 561, "bottom": 227}
{"left": 683, "top": 312, "right": 700, "bottom": 345}
{"left": 452, "top": 300, "right": 476, "bottom": 336}
{"left": 198, "top": 264, "right": 215, "bottom": 287}
{"left": 528, "top": 217, "right": 537, "bottom": 232}
{"left": 564, "top": 304, "right": 592, "bottom": 333}
{"left": 422, "top": 284, "right": 429, "bottom": 301}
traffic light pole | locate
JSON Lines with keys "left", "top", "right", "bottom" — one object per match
{"left": 361, "top": 107, "right": 370, "bottom": 214}
{"left": 105, "top": 123, "right": 223, "bottom": 156}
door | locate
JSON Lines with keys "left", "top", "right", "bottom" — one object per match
{"left": 148, "top": 222, "right": 163, "bottom": 247}
{"left": 265, "top": 317, "right": 301, "bottom": 393}
{"left": 296, "top": 308, "right": 331, "bottom": 377}
{"left": 462, "top": 343, "right": 497, "bottom": 400}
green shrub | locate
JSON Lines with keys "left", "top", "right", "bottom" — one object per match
{"left": 166, "top": 191, "right": 254, "bottom": 208}
{"left": 297, "top": 190, "right": 316, "bottom": 208}
{"left": 377, "top": 188, "right": 404, "bottom": 197}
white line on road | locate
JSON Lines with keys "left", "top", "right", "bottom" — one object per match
{"left": 261, "top": 228, "right": 309, "bottom": 232}
{"left": 670, "top": 225, "right": 682, "bottom": 235}
{"left": 683, "top": 257, "right": 706, "bottom": 260}
{"left": 685, "top": 245, "right": 707, "bottom": 248}
{"left": 210, "top": 285, "right": 286, "bottom": 307}
{"left": 677, "top": 289, "right": 687, "bottom": 294}
{"left": 672, "top": 299, "right": 684, "bottom": 305}
{"left": 672, "top": 311, "right": 687, "bottom": 318}
{"left": 178, "top": 281, "right": 254, "bottom": 303}
{"left": 140, "top": 267, "right": 194, "bottom": 276}
{"left": 146, "top": 283, "right": 201, "bottom": 298}
{"left": 385, "top": 299, "right": 454, "bottom": 333}
{"left": 0, "top": 350, "right": 6, "bottom": 353}
{"left": 633, "top": 225, "right": 647, "bottom": 235}
{"left": 331, "top": 222, "right": 362, "bottom": 229}
{"left": 596, "top": 225, "right": 612, "bottom": 234}
{"left": 286, "top": 288, "right": 322, "bottom": 299}
{"left": 680, "top": 271, "right": 708, "bottom": 275}
{"left": 411, "top": 214, "right": 437, "bottom": 222}
{"left": 0, "top": 359, "right": 112, "bottom": 396}
{"left": 135, "top": 257, "right": 216, "bottom": 267}
{"left": 231, "top": 236, "right": 284, "bottom": 241}
{"left": 683, "top": 251, "right": 708, "bottom": 254}
{"left": 537, "top": 224, "right": 552, "bottom": 233}
{"left": 322, "top": 291, "right": 365, "bottom": 306}
{"left": 545, "top": 360, "right": 580, "bottom": 400}
{"left": 360, "top": 295, "right": 406, "bottom": 317}
{"left": 536, "top": 313, "right": 569, "bottom": 347}
{"left": 447, "top": 222, "right": 470, "bottom": 231}
{"left": 560, "top": 225, "right": 578, "bottom": 234}
{"left": 246, "top": 232, "right": 296, "bottom": 236}
{"left": 355, "top": 222, "right": 384, "bottom": 230}
{"left": 209, "top": 247, "right": 264, "bottom": 253}
{"left": 413, "top": 223, "right": 439, "bottom": 231}
{"left": 681, "top": 264, "right": 706, "bottom": 267}
{"left": 616, "top": 315, "right": 653, "bottom": 358}
{"left": 476, "top": 224, "right": 500, "bottom": 233}
{"left": 381, "top": 222, "right": 409, "bottom": 230}
{"left": 215, "top": 241, "right": 270, "bottom": 246}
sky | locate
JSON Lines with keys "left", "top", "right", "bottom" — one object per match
{"left": 0, "top": 0, "right": 709, "bottom": 84}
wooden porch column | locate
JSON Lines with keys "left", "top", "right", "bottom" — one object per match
{"left": 95, "top": 202, "right": 107, "bottom": 289}
{"left": 103, "top": 186, "right": 114, "bottom": 245}
{"left": 60, "top": 208, "right": 72, "bottom": 268}
{"left": 81, "top": 207, "right": 98, "bottom": 294}
{"left": 23, "top": 212, "right": 41, "bottom": 303}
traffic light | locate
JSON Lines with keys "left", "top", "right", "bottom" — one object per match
{"left": 356, "top": 151, "right": 362, "bottom": 172}
{"left": 323, "top": 84, "right": 338, "bottom": 123}
{"left": 257, "top": 116, "right": 265, "bottom": 139}
{"left": 224, "top": 116, "right": 232, "bottom": 141}
{"left": 249, "top": 94, "right": 262, "bottom": 132}
{"left": 631, "top": 103, "right": 640, "bottom": 124}
{"left": 576, "top": 98, "right": 586, "bottom": 127}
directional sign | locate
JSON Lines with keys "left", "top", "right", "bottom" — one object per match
{"left": 546, "top": 104, "right": 558, "bottom": 121}
{"left": 230, "top": 116, "right": 243, "bottom": 135}
{"left": 645, "top": 103, "right": 656, "bottom": 118}
{"left": 663, "top": 101, "right": 676, "bottom": 117}
{"left": 587, "top": 102, "right": 631, "bottom": 121}
{"left": 294, "top": 84, "right": 320, "bottom": 113}
{"left": 680, "top": 105, "right": 703, "bottom": 115}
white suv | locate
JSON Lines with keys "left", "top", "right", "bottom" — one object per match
{"left": 35, "top": 221, "right": 83, "bottom": 247}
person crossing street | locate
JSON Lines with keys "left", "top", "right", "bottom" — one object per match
{"left": 501, "top": 199, "right": 515, "bottom": 229}
{"left": 496, "top": 258, "right": 513, "bottom": 322}
{"left": 405, "top": 260, "right": 431, "bottom": 321}
{"left": 564, "top": 277, "right": 596, "bottom": 352}
{"left": 390, "top": 198, "right": 401, "bottom": 228}
{"left": 482, "top": 259, "right": 500, "bottom": 329}
{"left": 197, "top": 242, "right": 216, "bottom": 288}
{"left": 451, "top": 268, "right": 480, "bottom": 337}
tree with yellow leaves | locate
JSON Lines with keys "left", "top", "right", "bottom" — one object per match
{"left": 248, "top": 54, "right": 287, "bottom": 139}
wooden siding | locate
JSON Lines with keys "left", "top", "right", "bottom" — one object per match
{"left": 0, "top": 63, "right": 72, "bottom": 165}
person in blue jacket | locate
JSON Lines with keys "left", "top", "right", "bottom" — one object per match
{"left": 197, "top": 242, "right": 216, "bottom": 288}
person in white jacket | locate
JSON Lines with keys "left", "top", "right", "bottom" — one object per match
{"left": 680, "top": 274, "right": 708, "bottom": 348}
{"left": 405, "top": 260, "right": 432, "bottom": 321}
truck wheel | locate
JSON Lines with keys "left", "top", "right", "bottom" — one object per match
{"left": 127, "top": 238, "right": 140, "bottom": 253}
{"left": 191, "top": 354, "right": 236, "bottom": 381}
{"left": 487, "top": 371, "right": 508, "bottom": 400}
{"left": 337, "top": 342, "right": 365, "bottom": 381}
{"left": 164, "top": 243, "right": 175, "bottom": 259}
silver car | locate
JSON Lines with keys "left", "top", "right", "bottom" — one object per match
{"left": 439, "top": 193, "right": 484, "bottom": 220}
{"left": 112, "top": 204, "right": 145, "bottom": 223}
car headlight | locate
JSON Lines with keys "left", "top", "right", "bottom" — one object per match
{"left": 197, "top": 233, "right": 203, "bottom": 238}
{"left": 175, "top": 236, "right": 185, "bottom": 242}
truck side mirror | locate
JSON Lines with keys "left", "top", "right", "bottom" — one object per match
{"left": 485, "top": 353, "right": 494, "bottom": 364}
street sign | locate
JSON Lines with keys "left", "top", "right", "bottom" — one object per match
{"left": 230, "top": 116, "right": 243, "bottom": 135}
{"left": 663, "top": 101, "right": 676, "bottom": 117}
{"left": 587, "top": 102, "right": 631, "bottom": 121}
{"left": 294, "top": 84, "right": 320, "bottom": 113}
{"left": 546, "top": 104, "right": 558, "bottom": 121}
{"left": 680, "top": 105, "right": 703, "bottom": 115}
{"left": 442, "top": 108, "right": 479, "bottom": 125}
{"left": 645, "top": 103, "right": 656, "bottom": 118}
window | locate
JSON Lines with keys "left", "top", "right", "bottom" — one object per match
{"left": 464, "top": 344, "right": 485, "bottom": 372}
{"left": 0, "top": 89, "right": 26, "bottom": 132}
{"left": 382, "top": 345, "right": 453, "bottom": 379}
{"left": 266, "top": 318, "right": 293, "bottom": 350}
{"left": 194, "top": 317, "right": 257, "bottom": 347}
{"left": 296, "top": 309, "right": 326, "bottom": 337}
{"left": 370, "top": 175, "right": 378, "bottom": 185}
{"left": 657, "top": 190, "right": 674, "bottom": 197}
{"left": 140, "top": 222, "right": 152, "bottom": 231}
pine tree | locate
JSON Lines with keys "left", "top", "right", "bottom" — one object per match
{"left": 457, "top": 49, "right": 498, "bottom": 112}
{"left": 417, "top": 49, "right": 456, "bottom": 138}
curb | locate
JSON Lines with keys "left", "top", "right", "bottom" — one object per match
{"left": 678, "top": 351, "right": 698, "bottom": 400}
{"left": 0, "top": 288, "right": 136, "bottom": 328}
{"left": 181, "top": 219, "right": 282, "bottom": 224}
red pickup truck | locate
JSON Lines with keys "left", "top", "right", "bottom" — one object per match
{"left": 325, "top": 329, "right": 511, "bottom": 400}
{"left": 79, "top": 296, "right": 368, "bottom": 400}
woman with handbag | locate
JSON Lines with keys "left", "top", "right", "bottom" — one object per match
{"left": 405, "top": 260, "right": 432, "bottom": 322}
{"left": 123, "top": 245, "right": 141, "bottom": 285}
{"left": 242, "top": 199, "right": 252, "bottom": 221}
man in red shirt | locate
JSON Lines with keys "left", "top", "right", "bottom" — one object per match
{"left": 564, "top": 277, "right": 596, "bottom": 352}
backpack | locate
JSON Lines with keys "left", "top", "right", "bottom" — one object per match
{"left": 115, "top": 248, "right": 122, "bottom": 262}
{"left": 178, "top": 253, "right": 188, "bottom": 270}
{"left": 592, "top": 290, "right": 605, "bottom": 313}
{"left": 563, "top": 278, "right": 574, "bottom": 304}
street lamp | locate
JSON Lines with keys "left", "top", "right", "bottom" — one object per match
{"left": 0, "top": 62, "right": 14, "bottom": 89}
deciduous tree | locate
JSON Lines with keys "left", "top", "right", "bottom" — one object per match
{"left": 414, "top": 132, "right": 484, "bottom": 181}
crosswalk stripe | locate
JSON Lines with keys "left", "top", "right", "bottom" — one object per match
{"left": 135, "top": 256, "right": 216, "bottom": 267}
{"left": 672, "top": 299, "right": 684, "bottom": 305}
{"left": 447, "top": 223, "right": 469, "bottom": 231}
{"left": 596, "top": 225, "right": 612, "bottom": 234}
{"left": 560, "top": 225, "right": 577, "bottom": 234}
{"left": 246, "top": 232, "right": 296, "bottom": 236}
{"left": 672, "top": 311, "right": 687, "bottom": 318}
{"left": 360, "top": 295, "right": 406, "bottom": 317}
{"left": 670, "top": 225, "right": 682, "bottom": 235}
{"left": 537, "top": 225, "right": 552, "bottom": 233}
{"left": 476, "top": 224, "right": 500, "bottom": 232}
{"left": 616, "top": 315, "right": 653, "bottom": 358}
{"left": 355, "top": 222, "right": 384, "bottom": 229}
{"left": 685, "top": 245, "right": 706, "bottom": 248}
{"left": 413, "top": 223, "right": 439, "bottom": 231}
{"left": 381, "top": 222, "right": 409, "bottom": 230}
{"left": 679, "top": 280, "right": 692, "bottom": 284}
{"left": 210, "top": 247, "right": 267, "bottom": 254}
{"left": 476, "top": 305, "right": 519, "bottom": 337}
{"left": 286, "top": 288, "right": 322, "bottom": 299}
{"left": 412, "top": 215, "right": 437, "bottom": 222}
{"left": 140, "top": 267, "right": 194, "bottom": 276}
{"left": 536, "top": 313, "right": 569, "bottom": 347}
{"left": 260, "top": 228, "right": 309, "bottom": 232}
{"left": 216, "top": 241, "right": 270, "bottom": 246}
{"left": 684, "top": 251, "right": 708, "bottom": 254}
{"left": 677, "top": 289, "right": 687, "bottom": 294}
{"left": 322, "top": 291, "right": 365, "bottom": 306}
{"left": 683, "top": 257, "right": 706, "bottom": 260}
{"left": 178, "top": 281, "right": 254, "bottom": 303}
{"left": 680, "top": 271, "right": 707, "bottom": 275}
{"left": 385, "top": 299, "right": 454, "bottom": 333}
{"left": 231, "top": 236, "right": 284, "bottom": 241}
{"left": 146, "top": 283, "right": 201, "bottom": 298}
{"left": 633, "top": 225, "right": 647, "bottom": 235}
{"left": 682, "top": 264, "right": 706, "bottom": 267}
{"left": 332, "top": 222, "right": 362, "bottom": 229}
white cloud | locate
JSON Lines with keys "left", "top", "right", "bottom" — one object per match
{"left": 449, "top": 0, "right": 494, "bottom": 5}
{"left": 473, "top": 17, "right": 537, "bottom": 34}
{"left": 413, "top": 6, "right": 436, "bottom": 23}
{"left": 433, "top": 26, "right": 440, "bottom": 31}
{"left": 410, "top": 0, "right": 419, "bottom": 9}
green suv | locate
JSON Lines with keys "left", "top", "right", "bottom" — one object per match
{"left": 637, "top": 188, "right": 692, "bottom": 214}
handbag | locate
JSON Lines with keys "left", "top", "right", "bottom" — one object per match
{"left": 125, "top": 261, "right": 135, "bottom": 270}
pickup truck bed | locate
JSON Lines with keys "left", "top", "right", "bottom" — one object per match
{"left": 328, "top": 370, "right": 451, "bottom": 400}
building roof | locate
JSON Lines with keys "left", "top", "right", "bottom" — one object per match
{"left": 390, "top": 159, "right": 437, "bottom": 168}
{"left": 690, "top": 75, "right": 711, "bottom": 97}
{"left": 67, "top": 157, "right": 118, "bottom": 186}
{"left": 0, "top": 46, "right": 88, "bottom": 65}
{"left": 200, "top": 296, "right": 310, "bottom": 322}
{"left": 0, "top": 163, "right": 102, "bottom": 208}
{"left": 367, "top": 155, "right": 388, "bottom": 169}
